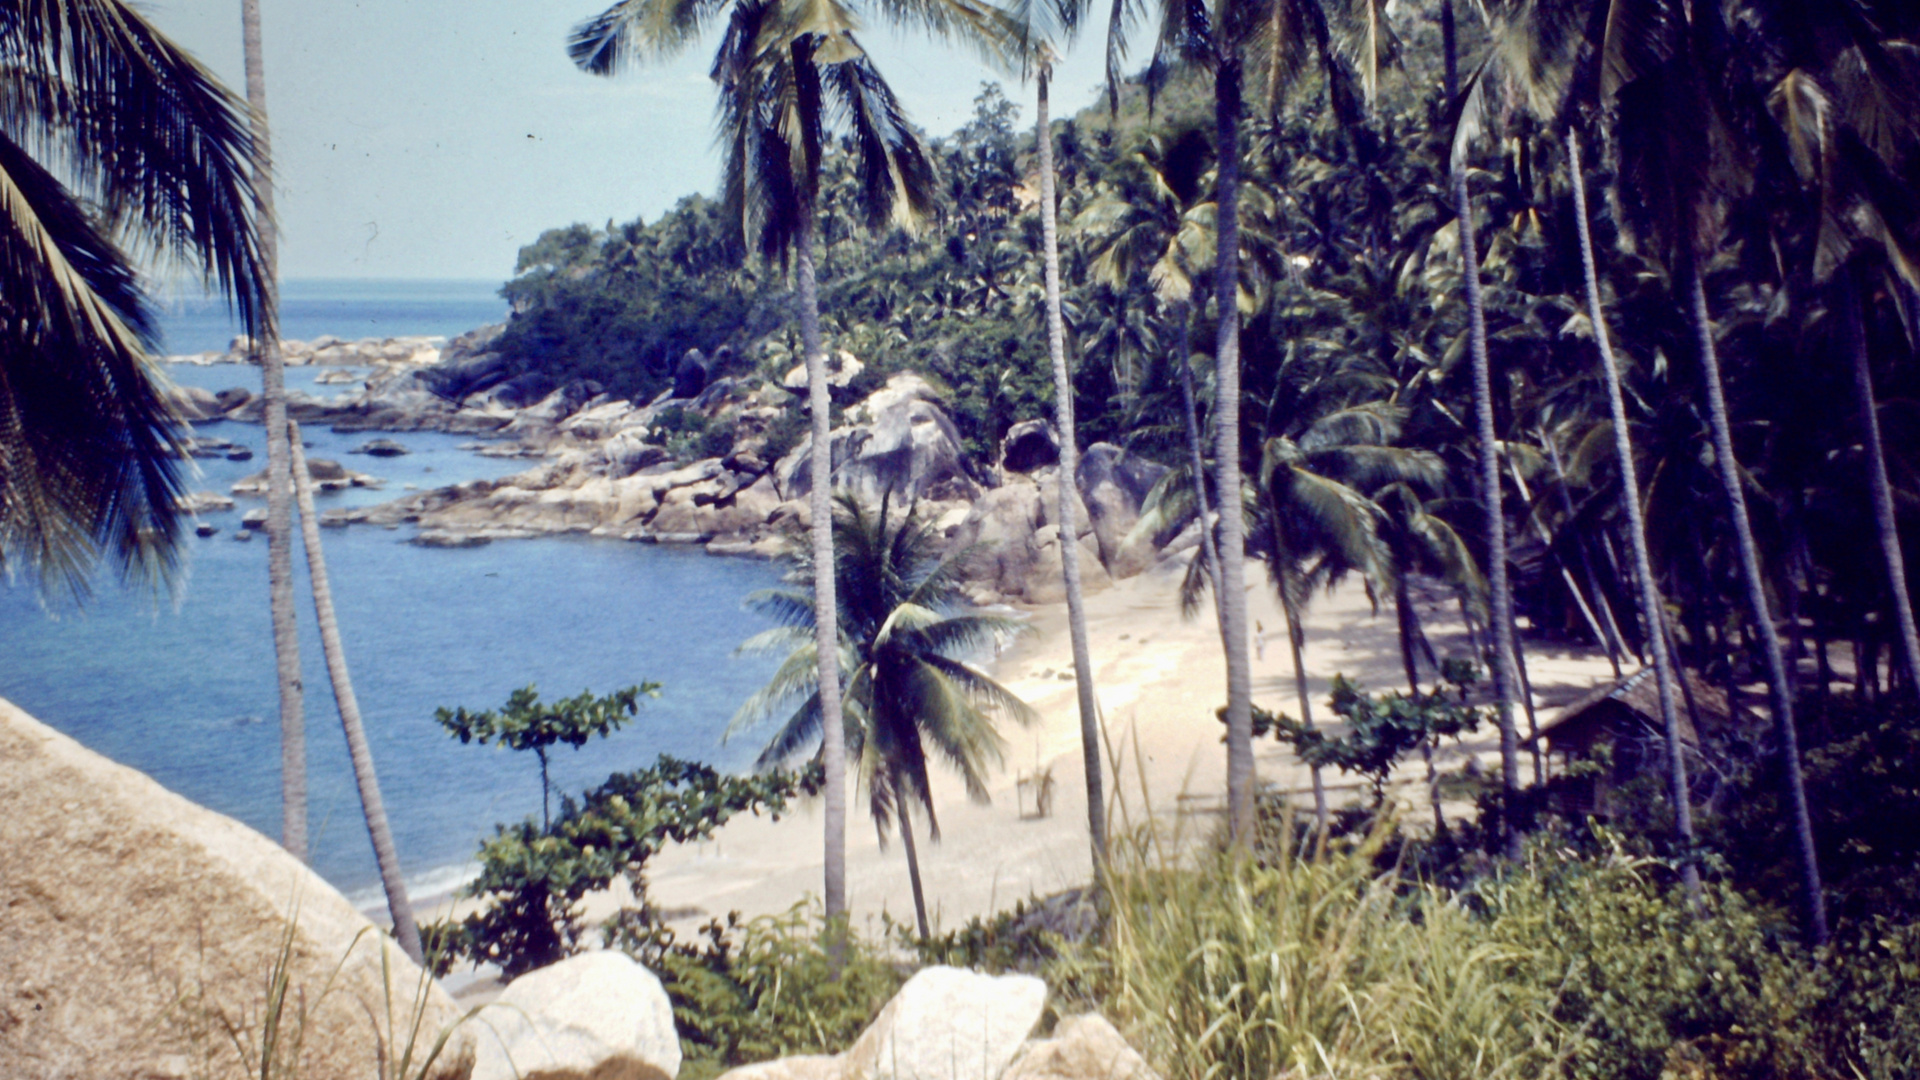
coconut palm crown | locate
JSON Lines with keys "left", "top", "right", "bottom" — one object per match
{"left": 0, "top": 0, "right": 270, "bottom": 596}
{"left": 733, "top": 494, "right": 1035, "bottom": 813}
{"left": 730, "top": 494, "right": 1036, "bottom": 931}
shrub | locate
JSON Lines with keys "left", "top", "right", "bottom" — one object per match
{"left": 614, "top": 905, "right": 904, "bottom": 1077}
{"left": 428, "top": 756, "right": 822, "bottom": 980}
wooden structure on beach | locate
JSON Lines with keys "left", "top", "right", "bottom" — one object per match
{"left": 1529, "top": 668, "right": 1742, "bottom": 816}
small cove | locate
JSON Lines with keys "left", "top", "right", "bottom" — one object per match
{"left": 0, "top": 283, "right": 786, "bottom": 903}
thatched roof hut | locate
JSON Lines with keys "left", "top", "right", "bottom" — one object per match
{"left": 1529, "top": 667, "right": 1743, "bottom": 816}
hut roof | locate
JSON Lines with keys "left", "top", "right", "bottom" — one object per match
{"left": 1528, "top": 667, "right": 1737, "bottom": 752}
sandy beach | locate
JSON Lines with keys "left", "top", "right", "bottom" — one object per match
{"left": 619, "top": 560, "right": 1622, "bottom": 941}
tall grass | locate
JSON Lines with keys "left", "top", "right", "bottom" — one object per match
{"left": 1081, "top": 814, "right": 1568, "bottom": 1080}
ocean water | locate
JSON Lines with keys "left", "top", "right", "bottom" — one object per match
{"left": 156, "top": 278, "right": 511, "bottom": 356}
{"left": 0, "top": 282, "right": 788, "bottom": 904}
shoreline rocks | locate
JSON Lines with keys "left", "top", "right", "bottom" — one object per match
{"left": 168, "top": 334, "right": 1192, "bottom": 602}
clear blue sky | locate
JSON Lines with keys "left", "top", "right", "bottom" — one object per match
{"left": 145, "top": 1, "right": 1130, "bottom": 282}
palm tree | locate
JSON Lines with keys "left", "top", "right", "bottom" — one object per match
{"left": 1565, "top": 128, "right": 1700, "bottom": 904}
{"left": 732, "top": 494, "right": 1036, "bottom": 938}
{"left": 997, "top": 0, "right": 1111, "bottom": 865}
{"left": 1374, "top": 481, "right": 1482, "bottom": 836}
{"left": 1597, "top": 0, "right": 1827, "bottom": 942}
{"left": 1081, "top": 131, "right": 1228, "bottom": 619}
{"left": 1255, "top": 403, "right": 1443, "bottom": 830}
{"left": 570, "top": 0, "right": 971, "bottom": 924}
{"left": 242, "top": 0, "right": 309, "bottom": 866}
{"left": 1447, "top": 117, "right": 1524, "bottom": 851}
{"left": 1114, "top": 0, "right": 1389, "bottom": 841}
{"left": 0, "top": 0, "right": 267, "bottom": 595}
{"left": 286, "top": 424, "right": 422, "bottom": 962}
{"left": 1454, "top": 0, "right": 1704, "bottom": 896}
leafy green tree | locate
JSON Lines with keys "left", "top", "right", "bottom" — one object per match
{"left": 436, "top": 683, "right": 658, "bottom": 828}
{"left": 429, "top": 755, "right": 822, "bottom": 981}
{"left": 733, "top": 494, "right": 1037, "bottom": 937}
{"left": 1272, "top": 669, "right": 1482, "bottom": 813}
{"left": 0, "top": 0, "right": 268, "bottom": 594}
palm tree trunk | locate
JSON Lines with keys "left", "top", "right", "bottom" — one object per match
{"left": 1280, "top": 583, "right": 1328, "bottom": 830}
{"left": 1397, "top": 580, "right": 1448, "bottom": 838}
{"left": 895, "top": 775, "right": 931, "bottom": 940}
{"left": 287, "top": 424, "right": 422, "bottom": 962}
{"left": 243, "top": 0, "right": 306, "bottom": 865}
{"left": 1568, "top": 132, "right": 1700, "bottom": 902}
{"left": 1509, "top": 456, "right": 1619, "bottom": 673}
{"left": 1842, "top": 270, "right": 1920, "bottom": 696}
{"left": 1453, "top": 163, "right": 1522, "bottom": 851}
{"left": 1037, "top": 69, "right": 1107, "bottom": 868}
{"left": 1685, "top": 261, "right": 1827, "bottom": 945}
{"left": 796, "top": 220, "right": 849, "bottom": 926}
{"left": 1265, "top": 498, "right": 1326, "bottom": 829}
{"left": 1213, "top": 55, "right": 1257, "bottom": 844}
{"left": 1174, "top": 302, "right": 1227, "bottom": 621}
{"left": 1510, "top": 631, "right": 1545, "bottom": 786}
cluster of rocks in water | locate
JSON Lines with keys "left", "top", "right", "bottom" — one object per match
{"left": 167, "top": 326, "right": 1202, "bottom": 603}
{"left": 2, "top": 699, "right": 1160, "bottom": 1080}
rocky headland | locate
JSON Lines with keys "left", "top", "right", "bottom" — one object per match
{"left": 168, "top": 327, "right": 1199, "bottom": 604}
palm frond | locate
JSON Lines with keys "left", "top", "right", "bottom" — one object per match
{"left": 569, "top": 0, "right": 733, "bottom": 71}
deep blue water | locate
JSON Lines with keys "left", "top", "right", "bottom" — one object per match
{"left": 0, "top": 285, "right": 785, "bottom": 904}
{"left": 157, "top": 278, "right": 510, "bottom": 356}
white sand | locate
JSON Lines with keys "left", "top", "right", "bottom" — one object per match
{"left": 632, "top": 560, "right": 1622, "bottom": 939}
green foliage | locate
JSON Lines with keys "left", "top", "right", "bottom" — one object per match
{"left": 1274, "top": 668, "right": 1483, "bottom": 804}
{"left": 428, "top": 755, "right": 823, "bottom": 981}
{"left": 616, "top": 906, "right": 903, "bottom": 1074}
{"left": 1710, "top": 696, "right": 1920, "bottom": 927}
{"left": 495, "top": 197, "right": 775, "bottom": 402}
{"left": 1070, "top": 815, "right": 1920, "bottom": 1080}
{"left": 1486, "top": 841, "right": 1818, "bottom": 1080}
{"left": 897, "top": 890, "right": 1093, "bottom": 977}
{"left": 436, "top": 683, "right": 659, "bottom": 826}
{"left": 1077, "top": 820, "right": 1568, "bottom": 1080}
{"left": 651, "top": 406, "right": 737, "bottom": 462}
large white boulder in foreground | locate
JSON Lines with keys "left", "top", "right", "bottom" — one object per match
{"left": 0, "top": 698, "right": 473, "bottom": 1080}
{"left": 471, "top": 951, "right": 681, "bottom": 1080}
{"left": 1002, "top": 1014, "right": 1160, "bottom": 1080}
{"left": 843, "top": 966, "right": 1048, "bottom": 1080}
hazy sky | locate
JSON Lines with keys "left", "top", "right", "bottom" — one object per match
{"left": 145, "top": 1, "right": 1127, "bottom": 283}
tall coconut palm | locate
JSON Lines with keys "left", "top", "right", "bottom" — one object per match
{"left": 241, "top": 0, "right": 309, "bottom": 865}
{"left": 732, "top": 494, "right": 1036, "bottom": 938}
{"left": 998, "top": 0, "right": 1110, "bottom": 864}
{"left": 1445, "top": 114, "right": 1524, "bottom": 850}
{"left": 1754, "top": 7, "right": 1920, "bottom": 695}
{"left": 1598, "top": 0, "right": 1827, "bottom": 942}
{"left": 1374, "top": 481, "right": 1482, "bottom": 835}
{"left": 287, "top": 425, "right": 421, "bottom": 962}
{"left": 570, "top": 0, "right": 988, "bottom": 923}
{"left": 1450, "top": 0, "right": 1705, "bottom": 895}
{"left": 1081, "top": 131, "right": 1228, "bottom": 619}
{"left": 1256, "top": 402, "right": 1443, "bottom": 830}
{"left": 1113, "top": 0, "right": 1388, "bottom": 840}
{"left": 0, "top": 0, "right": 268, "bottom": 596}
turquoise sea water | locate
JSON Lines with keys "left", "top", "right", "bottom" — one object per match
{"left": 0, "top": 282, "right": 785, "bottom": 903}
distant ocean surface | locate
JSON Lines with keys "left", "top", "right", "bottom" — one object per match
{"left": 156, "top": 277, "right": 513, "bottom": 356}
{"left": 0, "top": 280, "right": 785, "bottom": 906}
